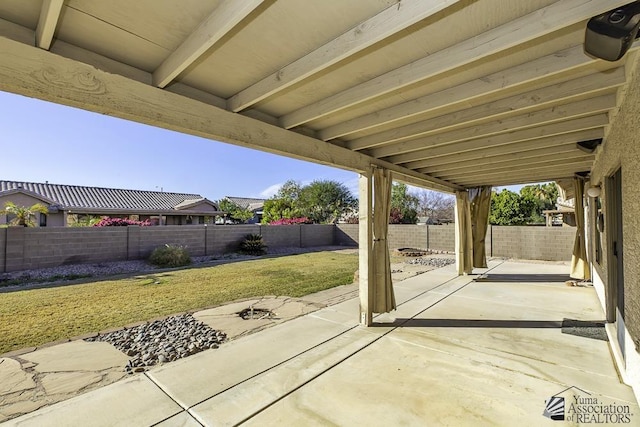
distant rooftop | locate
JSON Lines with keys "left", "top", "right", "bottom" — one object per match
{"left": 0, "top": 180, "right": 216, "bottom": 212}
{"left": 226, "top": 196, "right": 266, "bottom": 211}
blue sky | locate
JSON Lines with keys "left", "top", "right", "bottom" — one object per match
{"left": 0, "top": 90, "right": 523, "bottom": 199}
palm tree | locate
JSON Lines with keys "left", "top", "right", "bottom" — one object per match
{"left": 1, "top": 202, "right": 49, "bottom": 227}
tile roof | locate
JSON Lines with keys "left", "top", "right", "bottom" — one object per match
{"left": 226, "top": 196, "right": 266, "bottom": 210}
{"left": 0, "top": 180, "right": 211, "bottom": 211}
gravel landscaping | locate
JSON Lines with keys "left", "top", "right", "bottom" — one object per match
{"left": 406, "top": 257, "right": 456, "bottom": 268}
{"left": 85, "top": 314, "right": 227, "bottom": 373}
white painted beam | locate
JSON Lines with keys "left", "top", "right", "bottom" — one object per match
{"left": 456, "top": 173, "right": 578, "bottom": 188}
{"left": 281, "top": 0, "right": 631, "bottom": 129}
{"left": 347, "top": 69, "right": 625, "bottom": 151}
{"left": 420, "top": 148, "right": 593, "bottom": 175}
{"left": 388, "top": 114, "right": 608, "bottom": 164}
{"left": 35, "top": 0, "right": 64, "bottom": 50}
{"left": 404, "top": 129, "right": 604, "bottom": 169}
{"left": 319, "top": 46, "right": 626, "bottom": 141}
{"left": 228, "top": 0, "right": 460, "bottom": 112}
{"left": 0, "top": 36, "right": 458, "bottom": 193}
{"left": 371, "top": 95, "right": 616, "bottom": 159}
{"left": 153, "top": 0, "right": 265, "bottom": 88}
{"left": 439, "top": 156, "right": 595, "bottom": 181}
{"left": 453, "top": 161, "right": 595, "bottom": 185}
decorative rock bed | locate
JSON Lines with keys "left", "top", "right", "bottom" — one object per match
{"left": 395, "top": 248, "right": 431, "bottom": 257}
{"left": 406, "top": 257, "right": 455, "bottom": 268}
{"left": 85, "top": 313, "right": 226, "bottom": 373}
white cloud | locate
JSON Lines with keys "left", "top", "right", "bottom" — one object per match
{"left": 258, "top": 182, "right": 283, "bottom": 198}
{"left": 342, "top": 177, "right": 360, "bottom": 196}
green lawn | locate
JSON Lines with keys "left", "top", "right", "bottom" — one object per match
{"left": 0, "top": 251, "right": 358, "bottom": 354}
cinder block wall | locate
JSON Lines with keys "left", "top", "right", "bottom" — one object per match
{"left": 206, "top": 225, "right": 260, "bottom": 254}
{"left": 260, "top": 225, "right": 301, "bottom": 247}
{"left": 4, "top": 227, "right": 128, "bottom": 271}
{"left": 392, "top": 225, "right": 428, "bottom": 250}
{"left": 427, "top": 225, "right": 455, "bottom": 252}
{"left": 335, "top": 224, "right": 452, "bottom": 251}
{"left": 1, "top": 224, "right": 574, "bottom": 273}
{"left": 335, "top": 224, "right": 358, "bottom": 246}
{"left": 490, "top": 226, "right": 575, "bottom": 261}
{"left": 301, "top": 224, "right": 334, "bottom": 247}
{"left": 1, "top": 224, "right": 337, "bottom": 272}
{"left": 138, "top": 226, "right": 206, "bottom": 257}
{"left": 335, "top": 223, "right": 573, "bottom": 260}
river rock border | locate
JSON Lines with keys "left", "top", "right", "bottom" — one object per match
{"left": 85, "top": 313, "right": 226, "bottom": 373}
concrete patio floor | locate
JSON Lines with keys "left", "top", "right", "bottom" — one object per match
{"left": 4, "top": 260, "right": 637, "bottom": 426}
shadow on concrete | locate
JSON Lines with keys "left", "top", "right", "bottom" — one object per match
{"left": 373, "top": 319, "right": 565, "bottom": 328}
{"left": 474, "top": 274, "right": 572, "bottom": 283}
{"left": 373, "top": 318, "right": 608, "bottom": 334}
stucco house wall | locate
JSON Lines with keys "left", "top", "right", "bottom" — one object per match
{"left": 589, "top": 52, "right": 640, "bottom": 398}
{"left": 0, "top": 192, "right": 65, "bottom": 226}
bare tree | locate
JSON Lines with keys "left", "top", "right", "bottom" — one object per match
{"left": 413, "top": 189, "right": 455, "bottom": 222}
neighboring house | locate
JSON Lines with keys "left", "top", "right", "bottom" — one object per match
{"left": 225, "top": 196, "right": 265, "bottom": 224}
{"left": 0, "top": 181, "right": 222, "bottom": 227}
{"left": 543, "top": 181, "right": 576, "bottom": 227}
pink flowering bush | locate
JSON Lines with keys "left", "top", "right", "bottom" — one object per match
{"left": 93, "top": 217, "right": 151, "bottom": 227}
{"left": 268, "top": 217, "right": 311, "bottom": 225}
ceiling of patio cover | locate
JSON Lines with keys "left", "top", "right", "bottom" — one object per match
{"left": 0, "top": 1, "right": 637, "bottom": 192}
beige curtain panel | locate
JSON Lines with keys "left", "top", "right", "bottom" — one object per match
{"left": 570, "top": 178, "right": 590, "bottom": 280}
{"left": 455, "top": 190, "right": 473, "bottom": 275}
{"left": 372, "top": 168, "right": 396, "bottom": 313}
{"left": 469, "top": 186, "right": 492, "bottom": 268}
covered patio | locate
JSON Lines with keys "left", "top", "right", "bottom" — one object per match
{"left": 1, "top": 0, "right": 640, "bottom": 423}
{"left": 6, "top": 260, "right": 637, "bottom": 426}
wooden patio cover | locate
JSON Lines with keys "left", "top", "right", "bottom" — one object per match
{"left": 0, "top": 0, "right": 636, "bottom": 322}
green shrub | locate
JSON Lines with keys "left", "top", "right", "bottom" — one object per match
{"left": 240, "top": 234, "right": 267, "bottom": 255}
{"left": 149, "top": 244, "right": 191, "bottom": 268}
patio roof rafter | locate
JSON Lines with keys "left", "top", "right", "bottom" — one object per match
{"left": 453, "top": 165, "right": 593, "bottom": 186}
{"left": 35, "top": 0, "right": 64, "bottom": 50}
{"left": 387, "top": 113, "right": 610, "bottom": 165}
{"left": 406, "top": 129, "right": 604, "bottom": 169}
{"left": 227, "top": 0, "right": 461, "bottom": 112}
{"left": 373, "top": 95, "right": 615, "bottom": 160}
{"left": 346, "top": 67, "right": 625, "bottom": 151}
{"left": 404, "top": 129, "right": 605, "bottom": 170}
{"left": 438, "top": 157, "right": 595, "bottom": 181}
{"left": 280, "top": 0, "right": 631, "bottom": 129}
{"left": 318, "top": 45, "right": 625, "bottom": 142}
{"left": 152, "top": 0, "right": 266, "bottom": 88}
{"left": 420, "top": 147, "right": 595, "bottom": 175}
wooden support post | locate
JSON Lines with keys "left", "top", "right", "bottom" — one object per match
{"left": 359, "top": 171, "right": 374, "bottom": 326}
{"left": 455, "top": 190, "right": 473, "bottom": 276}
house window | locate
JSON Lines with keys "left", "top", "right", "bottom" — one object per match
{"left": 39, "top": 214, "right": 47, "bottom": 227}
{"left": 186, "top": 215, "right": 193, "bottom": 225}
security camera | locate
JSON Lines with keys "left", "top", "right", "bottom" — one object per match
{"left": 585, "top": 1, "right": 640, "bottom": 61}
